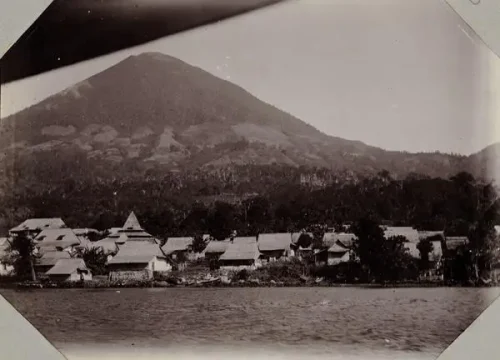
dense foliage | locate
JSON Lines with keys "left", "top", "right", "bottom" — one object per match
{"left": 1, "top": 167, "right": 498, "bottom": 238}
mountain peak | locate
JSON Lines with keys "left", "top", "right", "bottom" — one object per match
{"left": 0, "top": 52, "right": 495, "bottom": 181}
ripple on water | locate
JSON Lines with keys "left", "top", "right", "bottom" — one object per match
{"left": 1, "top": 287, "right": 498, "bottom": 359}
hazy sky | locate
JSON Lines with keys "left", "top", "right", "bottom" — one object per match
{"left": 1, "top": 0, "right": 499, "bottom": 155}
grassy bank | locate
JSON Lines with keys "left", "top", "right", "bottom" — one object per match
{"left": 1, "top": 259, "right": 497, "bottom": 289}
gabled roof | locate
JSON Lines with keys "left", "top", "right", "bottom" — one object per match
{"left": 46, "top": 259, "right": 89, "bottom": 275}
{"left": 328, "top": 242, "right": 350, "bottom": 254}
{"left": 35, "top": 229, "right": 81, "bottom": 250}
{"left": 383, "top": 226, "right": 420, "bottom": 243}
{"left": 10, "top": 218, "right": 66, "bottom": 233}
{"left": 323, "top": 233, "right": 356, "bottom": 248}
{"left": 258, "top": 233, "right": 292, "bottom": 251}
{"left": 161, "top": 237, "right": 193, "bottom": 255}
{"left": 108, "top": 242, "right": 165, "bottom": 265}
{"left": 219, "top": 241, "right": 260, "bottom": 261}
{"left": 37, "top": 251, "right": 72, "bottom": 267}
{"left": 122, "top": 211, "right": 142, "bottom": 230}
{"left": 204, "top": 240, "right": 230, "bottom": 254}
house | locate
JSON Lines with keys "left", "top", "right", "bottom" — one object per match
{"left": 34, "top": 229, "right": 82, "bottom": 253}
{"left": 0, "top": 238, "right": 14, "bottom": 276}
{"left": 325, "top": 233, "right": 356, "bottom": 266}
{"left": 34, "top": 250, "right": 72, "bottom": 275}
{"left": 107, "top": 242, "right": 171, "bottom": 280}
{"left": 258, "top": 233, "right": 293, "bottom": 261}
{"left": 161, "top": 237, "right": 196, "bottom": 261}
{"left": 219, "top": 237, "right": 261, "bottom": 270}
{"left": 9, "top": 218, "right": 66, "bottom": 239}
{"left": 383, "top": 226, "right": 420, "bottom": 243}
{"left": 46, "top": 259, "right": 92, "bottom": 282}
{"left": 203, "top": 240, "right": 231, "bottom": 261}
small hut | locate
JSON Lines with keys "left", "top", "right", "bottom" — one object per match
{"left": 46, "top": 259, "right": 92, "bottom": 282}
{"left": 258, "top": 233, "right": 293, "bottom": 261}
{"left": 35, "top": 251, "right": 72, "bottom": 275}
{"left": 107, "top": 242, "right": 171, "bottom": 280}
{"left": 219, "top": 237, "right": 261, "bottom": 270}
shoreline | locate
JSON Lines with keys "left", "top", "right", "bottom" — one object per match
{"left": 1, "top": 279, "right": 498, "bottom": 290}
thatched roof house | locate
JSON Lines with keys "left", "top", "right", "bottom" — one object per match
{"left": 9, "top": 218, "right": 66, "bottom": 237}
{"left": 258, "top": 233, "right": 293, "bottom": 259}
{"left": 219, "top": 238, "right": 261, "bottom": 269}
{"left": 34, "top": 229, "right": 82, "bottom": 252}
{"left": 35, "top": 250, "right": 72, "bottom": 274}
{"left": 107, "top": 242, "right": 171, "bottom": 280}
{"left": 203, "top": 240, "right": 231, "bottom": 260}
{"left": 46, "top": 259, "right": 92, "bottom": 282}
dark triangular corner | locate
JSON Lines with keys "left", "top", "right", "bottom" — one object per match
{"left": 0, "top": 0, "right": 286, "bottom": 85}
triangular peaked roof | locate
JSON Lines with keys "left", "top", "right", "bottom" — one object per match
{"left": 46, "top": 259, "right": 89, "bottom": 275}
{"left": 122, "top": 211, "right": 142, "bottom": 230}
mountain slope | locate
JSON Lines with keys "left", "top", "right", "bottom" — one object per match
{"left": 0, "top": 52, "right": 488, "bottom": 181}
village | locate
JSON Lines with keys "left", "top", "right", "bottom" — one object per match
{"left": 0, "top": 211, "right": 499, "bottom": 287}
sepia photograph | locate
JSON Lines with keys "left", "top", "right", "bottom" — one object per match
{"left": 1, "top": 0, "right": 500, "bottom": 359}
